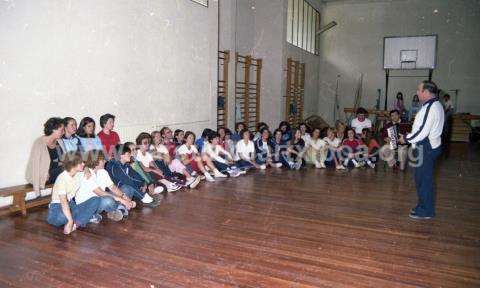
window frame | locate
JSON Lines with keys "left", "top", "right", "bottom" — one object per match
{"left": 287, "top": 0, "right": 320, "bottom": 55}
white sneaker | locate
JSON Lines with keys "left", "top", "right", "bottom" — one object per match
{"left": 315, "top": 162, "right": 322, "bottom": 169}
{"left": 367, "top": 161, "right": 376, "bottom": 169}
{"left": 142, "top": 193, "right": 154, "bottom": 204}
{"left": 204, "top": 172, "right": 215, "bottom": 182}
{"left": 273, "top": 162, "right": 282, "bottom": 168}
{"left": 259, "top": 164, "right": 267, "bottom": 170}
{"left": 167, "top": 183, "right": 182, "bottom": 192}
{"left": 214, "top": 170, "right": 228, "bottom": 178}
{"left": 238, "top": 170, "right": 247, "bottom": 175}
{"left": 321, "top": 163, "right": 326, "bottom": 168}
{"left": 89, "top": 213, "right": 102, "bottom": 224}
{"left": 186, "top": 176, "right": 201, "bottom": 189}
{"left": 229, "top": 170, "right": 241, "bottom": 177}
{"left": 153, "top": 186, "right": 165, "bottom": 194}
{"left": 354, "top": 162, "right": 361, "bottom": 168}
{"left": 336, "top": 165, "right": 346, "bottom": 170}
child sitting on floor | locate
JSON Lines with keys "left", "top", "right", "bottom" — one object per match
{"left": 46, "top": 152, "right": 100, "bottom": 235}
{"left": 341, "top": 128, "right": 361, "bottom": 168}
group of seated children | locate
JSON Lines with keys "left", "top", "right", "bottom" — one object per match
{"left": 28, "top": 110, "right": 407, "bottom": 234}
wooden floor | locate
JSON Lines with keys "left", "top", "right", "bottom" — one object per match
{"left": 0, "top": 144, "right": 479, "bottom": 288}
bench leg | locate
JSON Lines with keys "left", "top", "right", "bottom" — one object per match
{"left": 12, "top": 192, "right": 27, "bottom": 216}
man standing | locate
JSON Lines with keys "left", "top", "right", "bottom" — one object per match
{"left": 399, "top": 80, "right": 444, "bottom": 220}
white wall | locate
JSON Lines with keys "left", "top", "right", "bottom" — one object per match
{"left": 0, "top": 0, "right": 218, "bottom": 188}
{"left": 252, "top": 0, "right": 287, "bottom": 127}
{"left": 286, "top": 44, "right": 321, "bottom": 118}
{"left": 285, "top": 0, "right": 322, "bottom": 120}
{"left": 318, "top": 0, "right": 480, "bottom": 124}
{"left": 219, "top": 0, "right": 321, "bottom": 129}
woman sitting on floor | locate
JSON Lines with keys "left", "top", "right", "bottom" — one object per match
{"left": 278, "top": 121, "right": 292, "bottom": 143}
{"left": 46, "top": 152, "right": 100, "bottom": 235}
{"left": 254, "top": 127, "right": 280, "bottom": 169}
{"left": 224, "top": 128, "right": 236, "bottom": 158}
{"left": 299, "top": 122, "right": 312, "bottom": 145}
{"left": 253, "top": 122, "right": 269, "bottom": 141}
{"left": 323, "top": 127, "right": 345, "bottom": 170}
{"left": 203, "top": 131, "right": 241, "bottom": 177}
{"left": 177, "top": 131, "right": 226, "bottom": 182}
{"left": 27, "top": 117, "right": 65, "bottom": 196}
{"left": 335, "top": 121, "right": 347, "bottom": 141}
{"left": 135, "top": 133, "right": 182, "bottom": 192}
{"left": 150, "top": 131, "right": 200, "bottom": 189}
{"left": 77, "top": 117, "right": 104, "bottom": 152}
{"left": 234, "top": 129, "right": 261, "bottom": 171}
{"left": 305, "top": 128, "right": 328, "bottom": 169}
{"left": 285, "top": 128, "right": 306, "bottom": 170}
{"left": 217, "top": 127, "right": 227, "bottom": 149}
{"left": 270, "top": 129, "right": 286, "bottom": 168}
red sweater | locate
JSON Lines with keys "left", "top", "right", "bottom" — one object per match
{"left": 98, "top": 130, "right": 120, "bottom": 158}
{"left": 342, "top": 138, "right": 360, "bottom": 150}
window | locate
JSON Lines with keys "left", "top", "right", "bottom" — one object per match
{"left": 286, "top": 0, "right": 320, "bottom": 55}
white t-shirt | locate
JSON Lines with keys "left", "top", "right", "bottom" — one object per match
{"left": 235, "top": 140, "right": 255, "bottom": 161}
{"left": 177, "top": 144, "right": 199, "bottom": 156}
{"left": 309, "top": 138, "right": 327, "bottom": 150}
{"left": 324, "top": 137, "right": 341, "bottom": 148}
{"left": 150, "top": 144, "right": 169, "bottom": 155}
{"left": 204, "top": 142, "right": 232, "bottom": 163}
{"left": 51, "top": 170, "right": 81, "bottom": 204}
{"left": 76, "top": 168, "right": 115, "bottom": 205}
{"left": 301, "top": 133, "right": 312, "bottom": 146}
{"left": 136, "top": 150, "right": 155, "bottom": 168}
{"left": 351, "top": 117, "right": 372, "bottom": 134}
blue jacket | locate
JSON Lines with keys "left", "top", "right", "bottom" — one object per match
{"left": 106, "top": 160, "right": 145, "bottom": 190}
{"left": 195, "top": 138, "right": 206, "bottom": 153}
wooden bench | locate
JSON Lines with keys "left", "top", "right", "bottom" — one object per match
{"left": 0, "top": 184, "right": 52, "bottom": 217}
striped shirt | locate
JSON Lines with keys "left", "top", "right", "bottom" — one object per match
{"left": 406, "top": 98, "right": 444, "bottom": 149}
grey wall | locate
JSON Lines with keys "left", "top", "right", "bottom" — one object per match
{"left": 0, "top": 0, "right": 218, "bottom": 188}
{"left": 219, "top": 0, "right": 321, "bottom": 129}
{"left": 318, "top": 0, "right": 480, "bottom": 124}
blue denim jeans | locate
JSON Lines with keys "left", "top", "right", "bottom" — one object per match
{"left": 47, "top": 197, "right": 100, "bottom": 227}
{"left": 120, "top": 184, "right": 145, "bottom": 201}
{"left": 96, "top": 196, "right": 119, "bottom": 213}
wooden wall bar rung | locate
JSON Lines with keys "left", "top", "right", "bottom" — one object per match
{"left": 235, "top": 53, "right": 262, "bottom": 130}
{"left": 217, "top": 50, "right": 230, "bottom": 128}
{"left": 285, "top": 57, "right": 305, "bottom": 127}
